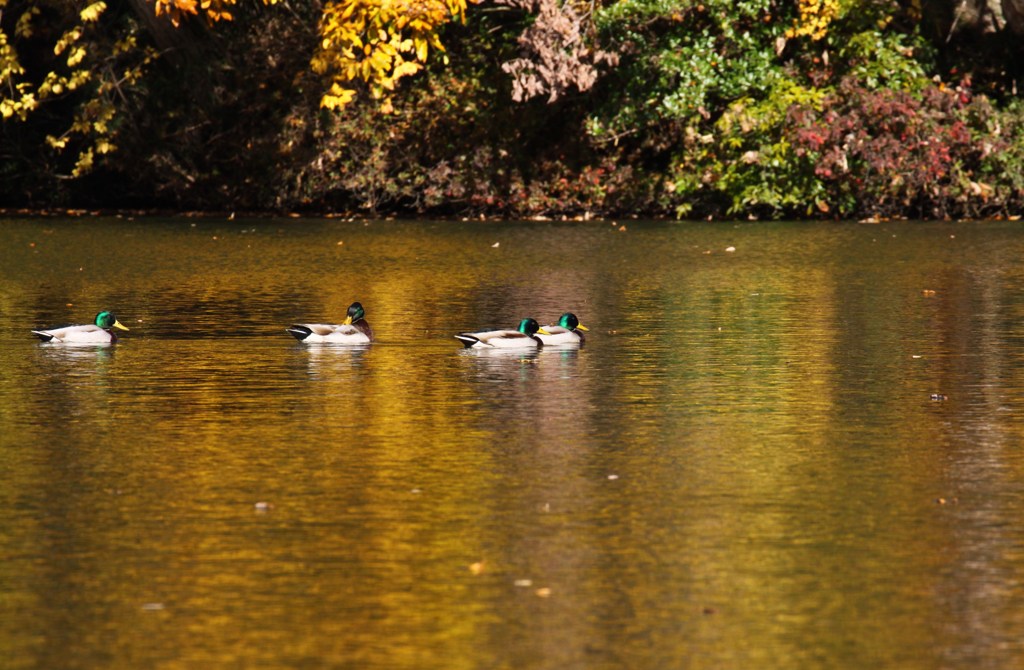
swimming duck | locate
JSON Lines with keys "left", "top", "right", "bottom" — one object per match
{"left": 286, "top": 301, "right": 374, "bottom": 344}
{"left": 32, "top": 311, "right": 130, "bottom": 344}
{"left": 455, "top": 318, "right": 550, "bottom": 349}
{"left": 536, "top": 312, "right": 589, "bottom": 346}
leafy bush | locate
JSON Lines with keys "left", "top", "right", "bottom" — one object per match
{"left": 4, "top": 0, "right": 1024, "bottom": 219}
{"left": 786, "top": 77, "right": 1007, "bottom": 219}
{"left": 591, "top": 0, "right": 788, "bottom": 141}
{"left": 665, "top": 78, "right": 829, "bottom": 218}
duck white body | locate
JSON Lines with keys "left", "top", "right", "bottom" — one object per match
{"left": 535, "top": 327, "right": 582, "bottom": 345}
{"left": 287, "top": 302, "right": 373, "bottom": 344}
{"left": 32, "top": 311, "right": 129, "bottom": 344}
{"left": 286, "top": 323, "right": 372, "bottom": 344}
{"left": 455, "top": 318, "right": 549, "bottom": 349}
{"left": 535, "top": 313, "right": 588, "bottom": 346}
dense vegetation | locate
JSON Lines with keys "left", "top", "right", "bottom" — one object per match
{"left": 3, "top": 0, "right": 1024, "bottom": 220}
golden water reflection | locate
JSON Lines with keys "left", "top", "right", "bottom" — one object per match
{"left": 2, "top": 218, "right": 1024, "bottom": 668}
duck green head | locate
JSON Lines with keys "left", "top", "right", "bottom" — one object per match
{"left": 518, "top": 318, "right": 550, "bottom": 336}
{"left": 343, "top": 302, "right": 366, "bottom": 325}
{"left": 557, "top": 312, "right": 589, "bottom": 332}
{"left": 95, "top": 311, "right": 129, "bottom": 331}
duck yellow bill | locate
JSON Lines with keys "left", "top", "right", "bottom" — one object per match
{"left": 343, "top": 316, "right": 353, "bottom": 325}
{"left": 113, "top": 320, "right": 130, "bottom": 331}
{"left": 537, "top": 327, "right": 551, "bottom": 335}
{"left": 577, "top": 323, "right": 589, "bottom": 331}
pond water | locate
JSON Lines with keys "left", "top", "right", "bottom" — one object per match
{"left": 2, "top": 216, "right": 1024, "bottom": 669}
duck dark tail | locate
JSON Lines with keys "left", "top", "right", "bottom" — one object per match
{"left": 286, "top": 325, "right": 313, "bottom": 342}
{"left": 454, "top": 334, "right": 479, "bottom": 348}
{"left": 31, "top": 331, "right": 55, "bottom": 343}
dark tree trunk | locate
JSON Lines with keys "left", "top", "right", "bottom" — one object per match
{"left": 942, "top": 0, "right": 1024, "bottom": 35}
{"left": 1003, "top": 0, "right": 1024, "bottom": 33}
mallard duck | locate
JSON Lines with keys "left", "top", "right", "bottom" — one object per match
{"left": 536, "top": 312, "right": 589, "bottom": 345}
{"left": 32, "top": 311, "right": 130, "bottom": 344}
{"left": 286, "top": 301, "right": 374, "bottom": 344}
{"left": 455, "top": 318, "right": 551, "bottom": 349}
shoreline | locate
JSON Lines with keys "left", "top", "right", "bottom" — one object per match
{"left": 2, "top": 208, "right": 1022, "bottom": 224}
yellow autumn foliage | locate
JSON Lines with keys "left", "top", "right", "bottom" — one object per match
{"left": 80, "top": 2, "right": 108, "bottom": 23}
{"left": 152, "top": 0, "right": 275, "bottom": 26}
{"left": 1, "top": 0, "right": 474, "bottom": 179}
{"left": 150, "top": 0, "right": 468, "bottom": 109}
{"left": 312, "top": 0, "right": 472, "bottom": 111}
{"left": 786, "top": 0, "right": 842, "bottom": 41}
{"left": 0, "top": 0, "right": 155, "bottom": 173}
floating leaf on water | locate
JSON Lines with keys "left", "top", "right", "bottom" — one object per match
{"left": 254, "top": 501, "right": 273, "bottom": 512}
{"left": 535, "top": 587, "right": 552, "bottom": 598}
{"left": 469, "top": 561, "right": 486, "bottom": 575}
{"left": 491, "top": 242, "right": 500, "bottom": 248}
{"left": 725, "top": 246, "right": 736, "bottom": 252}
{"left": 930, "top": 394, "right": 948, "bottom": 401}
{"left": 607, "top": 474, "right": 619, "bottom": 480}
{"left": 514, "top": 579, "right": 533, "bottom": 587}
{"left": 141, "top": 603, "right": 165, "bottom": 611}
{"left": 922, "top": 289, "right": 936, "bottom": 296}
